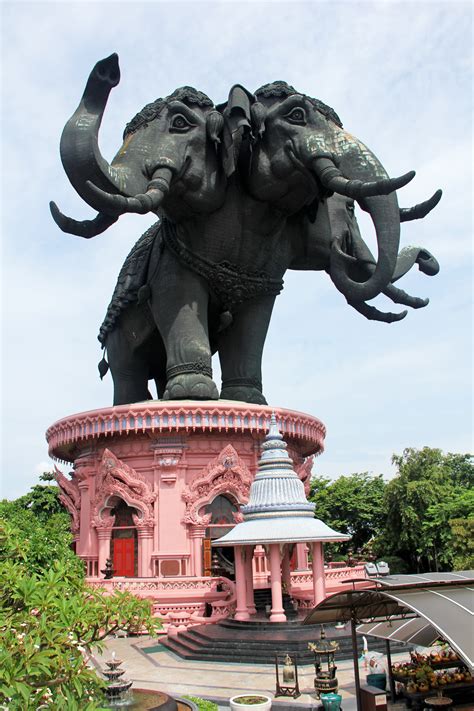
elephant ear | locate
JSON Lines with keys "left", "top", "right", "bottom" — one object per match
{"left": 218, "top": 84, "right": 255, "bottom": 177}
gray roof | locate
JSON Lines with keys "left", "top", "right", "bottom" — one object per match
{"left": 303, "top": 571, "right": 474, "bottom": 670}
{"left": 214, "top": 514, "right": 351, "bottom": 546}
{"left": 214, "top": 413, "right": 349, "bottom": 547}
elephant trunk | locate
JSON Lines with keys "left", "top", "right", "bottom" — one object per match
{"left": 319, "top": 138, "right": 405, "bottom": 303}
{"left": 330, "top": 192, "right": 401, "bottom": 302}
{"left": 58, "top": 53, "right": 129, "bottom": 213}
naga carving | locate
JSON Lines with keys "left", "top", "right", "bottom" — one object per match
{"left": 53, "top": 465, "right": 81, "bottom": 534}
{"left": 92, "top": 448, "right": 154, "bottom": 525}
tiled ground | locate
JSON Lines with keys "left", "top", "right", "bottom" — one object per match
{"left": 92, "top": 636, "right": 409, "bottom": 710}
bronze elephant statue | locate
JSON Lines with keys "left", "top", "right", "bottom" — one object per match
{"left": 51, "top": 55, "right": 441, "bottom": 406}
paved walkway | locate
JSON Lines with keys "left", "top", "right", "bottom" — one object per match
{"left": 93, "top": 636, "right": 408, "bottom": 710}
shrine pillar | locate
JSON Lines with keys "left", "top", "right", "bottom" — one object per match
{"left": 295, "top": 542, "right": 309, "bottom": 569}
{"left": 245, "top": 545, "right": 256, "bottom": 614}
{"left": 234, "top": 547, "right": 250, "bottom": 621}
{"left": 190, "top": 525, "right": 206, "bottom": 577}
{"left": 137, "top": 526, "right": 154, "bottom": 577}
{"left": 96, "top": 527, "right": 113, "bottom": 575}
{"left": 281, "top": 544, "right": 292, "bottom": 592}
{"left": 75, "top": 454, "right": 95, "bottom": 557}
{"left": 269, "top": 544, "right": 286, "bottom": 622}
{"left": 312, "top": 541, "right": 326, "bottom": 605}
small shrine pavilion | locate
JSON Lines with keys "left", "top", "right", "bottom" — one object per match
{"left": 214, "top": 414, "right": 350, "bottom": 622}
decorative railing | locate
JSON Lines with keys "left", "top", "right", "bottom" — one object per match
{"left": 46, "top": 402, "right": 325, "bottom": 461}
{"left": 290, "top": 565, "right": 367, "bottom": 587}
{"left": 87, "top": 575, "right": 230, "bottom": 593}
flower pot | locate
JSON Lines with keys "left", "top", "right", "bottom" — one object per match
{"left": 320, "top": 692, "right": 342, "bottom": 711}
{"left": 230, "top": 694, "right": 272, "bottom": 711}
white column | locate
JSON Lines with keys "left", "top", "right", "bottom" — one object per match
{"left": 269, "top": 543, "right": 286, "bottom": 622}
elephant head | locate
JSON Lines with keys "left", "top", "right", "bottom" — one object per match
{"left": 244, "top": 81, "right": 417, "bottom": 303}
{"left": 288, "top": 189, "right": 441, "bottom": 323}
{"left": 50, "top": 54, "right": 225, "bottom": 237}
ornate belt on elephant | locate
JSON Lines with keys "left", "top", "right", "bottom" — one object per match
{"left": 162, "top": 219, "right": 284, "bottom": 313}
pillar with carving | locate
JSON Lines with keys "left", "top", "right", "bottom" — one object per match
{"left": 74, "top": 454, "right": 95, "bottom": 558}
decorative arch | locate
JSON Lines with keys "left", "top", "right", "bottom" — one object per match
{"left": 54, "top": 465, "right": 81, "bottom": 534}
{"left": 92, "top": 449, "right": 155, "bottom": 528}
{"left": 182, "top": 444, "right": 253, "bottom": 525}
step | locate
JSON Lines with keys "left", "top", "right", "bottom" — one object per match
{"left": 159, "top": 621, "right": 410, "bottom": 665}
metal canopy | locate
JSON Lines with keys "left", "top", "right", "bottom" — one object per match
{"left": 303, "top": 571, "right": 474, "bottom": 670}
{"left": 357, "top": 617, "right": 441, "bottom": 649}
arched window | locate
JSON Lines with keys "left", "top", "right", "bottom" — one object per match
{"left": 200, "top": 494, "right": 238, "bottom": 540}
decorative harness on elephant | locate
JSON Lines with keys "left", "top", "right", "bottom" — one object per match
{"left": 161, "top": 218, "right": 283, "bottom": 316}
{"left": 98, "top": 217, "right": 283, "bottom": 352}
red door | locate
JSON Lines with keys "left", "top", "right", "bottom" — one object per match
{"left": 113, "top": 538, "right": 135, "bottom": 577}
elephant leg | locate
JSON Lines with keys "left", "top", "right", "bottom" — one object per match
{"left": 218, "top": 295, "right": 276, "bottom": 405}
{"left": 106, "top": 328, "right": 152, "bottom": 406}
{"left": 149, "top": 249, "right": 218, "bottom": 400}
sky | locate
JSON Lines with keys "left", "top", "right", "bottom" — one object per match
{"left": 1, "top": 0, "right": 472, "bottom": 500}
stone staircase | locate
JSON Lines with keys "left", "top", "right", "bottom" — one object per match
{"left": 160, "top": 617, "right": 409, "bottom": 664}
{"left": 253, "top": 587, "right": 298, "bottom": 619}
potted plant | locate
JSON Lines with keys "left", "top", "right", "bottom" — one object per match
{"left": 230, "top": 694, "right": 272, "bottom": 711}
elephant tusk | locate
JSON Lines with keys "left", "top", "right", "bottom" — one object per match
{"left": 399, "top": 189, "right": 442, "bottom": 222}
{"left": 383, "top": 283, "right": 429, "bottom": 309}
{"left": 312, "top": 156, "right": 415, "bottom": 199}
{"left": 49, "top": 201, "right": 118, "bottom": 238}
{"left": 348, "top": 299, "right": 408, "bottom": 323}
{"left": 85, "top": 181, "right": 166, "bottom": 215}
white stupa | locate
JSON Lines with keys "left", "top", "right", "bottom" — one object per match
{"left": 214, "top": 413, "right": 349, "bottom": 622}
{"left": 215, "top": 412, "right": 350, "bottom": 546}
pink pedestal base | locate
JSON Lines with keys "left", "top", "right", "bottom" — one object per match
{"left": 47, "top": 400, "right": 368, "bottom": 624}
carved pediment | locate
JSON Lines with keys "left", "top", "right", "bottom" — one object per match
{"left": 54, "top": 465, "right": 80, "bottom": 534}
{"left": 92, "top": 449, "right": 154, "bottom": 526}
{"left": 182, "top": 444, "right": 252, "bottom": 525}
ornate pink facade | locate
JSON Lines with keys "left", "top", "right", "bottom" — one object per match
{"left": 47, "top": 401, "right": 366, "bottom": 628}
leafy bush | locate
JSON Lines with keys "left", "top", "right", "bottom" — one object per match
{"left": 184, "top": 695, "right": 219, "bottom": 711}
{"left": 0, "top": 496, "right": 161, "bottom": 709}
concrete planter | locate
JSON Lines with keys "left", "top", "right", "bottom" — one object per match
{"left": 230, "top": 694, "right": 272, "bottom": 711}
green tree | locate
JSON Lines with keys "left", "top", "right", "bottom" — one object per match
{"left": 0, "top": 483, "right": 161, "bottom": 710}
{"left": 309, "top": 472, "right": 386, "bottom": 554}
{"left": 376, "top": 448, "right": 473, "bottom": 572}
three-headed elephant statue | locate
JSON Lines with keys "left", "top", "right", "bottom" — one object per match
{"left": 51, "top": 55, "right": 441, "bottom": 406}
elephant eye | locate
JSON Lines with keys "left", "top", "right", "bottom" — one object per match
{"left": 170, "top": 114, "right": 195, "bottom": 132}
{"left": 284, "top": 107, "right": 307, "bottom": 125}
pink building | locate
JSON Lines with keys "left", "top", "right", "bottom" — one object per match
{"left": 48, "top": 400, "right": 367, "bottom": 630}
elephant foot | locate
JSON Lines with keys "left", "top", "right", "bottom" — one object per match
{"left": 220, "top": 386, "right": 268, "bottom": 405}
{"left": 163, "top": 373, "right": 219, "bottom": 401}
